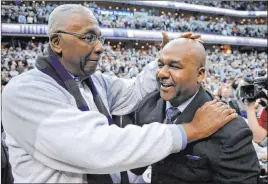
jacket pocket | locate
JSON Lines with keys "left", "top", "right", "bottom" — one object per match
{"left": 184, "top": 155, "right": 209, "bottom": 168}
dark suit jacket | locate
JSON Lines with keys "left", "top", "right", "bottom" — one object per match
{"left": 132, "top": 87, "right": 260, "bottom": 184}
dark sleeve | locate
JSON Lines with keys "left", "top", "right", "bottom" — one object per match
{"left": 131, "top": 166, "right": 148, "bottom": 176}
{"left": 212, "top": 127, "right": 260, "bottom": 184}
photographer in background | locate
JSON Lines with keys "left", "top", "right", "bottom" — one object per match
{"left": 240, "top": 71, "right": 268, "bottom": 180}
{"left": 244, "top": 80, "right": 268, "bottom": 179}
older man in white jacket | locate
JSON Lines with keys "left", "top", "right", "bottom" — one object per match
{"left": 2, "top": 4, "right": 237, "bottom": 183}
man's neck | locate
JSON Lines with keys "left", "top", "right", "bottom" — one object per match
{"left": 170, "top": 86, "right": 200, "bottom": 107}
{"left": 169, "top": 87, "right": 200, "bottom": 111}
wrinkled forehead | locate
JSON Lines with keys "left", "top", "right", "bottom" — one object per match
{"left": 160, "top": 42, "right": 193, "bottom": 62}
{"left": 64, "top": 11, "right": 101, "bottom": 35}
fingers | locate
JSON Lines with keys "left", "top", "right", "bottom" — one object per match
{"left": 197, "top": 39, "right": 204, "bottom": 44}
{"left": 205, "top": 99, "right": 217, "bottom": 106}
{"left": 223, "top": 113, "right": 238, "bottom": 123}
{"left": 222, "top": 108, "right": 236, "bottom": 115}
{"left": 162, "top": 32, "right": 169, "bottom": 42}
{"left": 190, "top": 34, "right": 201, "bottom": 39}
{"left": 161, "top": 32, "right": 169, "bottom": 49}
{"left": 212, "top": 101, "right": 226, "bottom": 108}
{"left": 180, "top": 32, "right": 192, "bottom": 38}
{"left": 179, "top": 32, "right": 204, "bottom": 45}
{"left": 217, "top": 104, "right": 233, "bottom": 112}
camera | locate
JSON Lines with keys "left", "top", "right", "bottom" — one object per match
{"left": 240, "top": 70, "right": 268, "bottom": 101}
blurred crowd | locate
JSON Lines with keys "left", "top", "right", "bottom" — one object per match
{"left": 1, "top": 1, "right": 267, "bottom": 38}
{"left": 183, "top": 1, "right": 267, "bottom": 11}
{"left": 2, "top": 41, "right": 267, "bottom": 94}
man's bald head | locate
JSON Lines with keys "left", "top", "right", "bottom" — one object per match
{"left": 48, "top": 4, "right": 98, "bottom": 38}
{"left": 163, "top": 38, "right": 206, "bottom": 68}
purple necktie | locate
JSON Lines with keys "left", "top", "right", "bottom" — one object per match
{"left": 166, "top": 107, "right": 181, "bottom": 124}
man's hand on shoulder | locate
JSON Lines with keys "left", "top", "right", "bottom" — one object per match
{"left": 182, "top": 99, "right": 238, "bottom": 142}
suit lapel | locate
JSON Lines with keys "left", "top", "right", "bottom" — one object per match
{"left": 136, "top": 91, "right": 166, "bottom": 125}
{"left": 149, "top": 98, "right": 166, "bottom": 123}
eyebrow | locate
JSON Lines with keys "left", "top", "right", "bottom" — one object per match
{"left": 157, "top": 59, "right": 181, "bottom": 64}
{"left": 169, "top": 60, "right": 181, "bottom": 64}
{"left": 157, "top": 59, "right": 163, "bottom": 63}
{"left": 83, "top": 28, "right": 101, "bottom": 36}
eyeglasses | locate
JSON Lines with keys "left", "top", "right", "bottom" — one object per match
{"left": 56, "top": 30, "right": 105, "bottom": 45}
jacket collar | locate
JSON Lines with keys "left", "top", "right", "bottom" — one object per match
{"left": 174, "top": 87, "right": 213, "bottom": 124}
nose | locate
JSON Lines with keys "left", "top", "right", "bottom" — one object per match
{"left": 157, "top": 65, "right": 170, "bottom": 79}
{"left": 93, "top": 40, "right": 104, "bottom": 55}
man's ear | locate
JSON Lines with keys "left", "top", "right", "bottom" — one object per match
{"left": 50, "top": 33, "right": 62, "bottom": 56}
{"left": 197, "top": 67, "right": 205, "bottom": 83}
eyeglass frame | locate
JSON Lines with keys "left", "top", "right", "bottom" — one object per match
{"left": 55, "top": 30, "right": 105, "bottom": 45}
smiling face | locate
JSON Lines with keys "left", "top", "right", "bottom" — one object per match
{"left": 157, "top": 38, "right": 206, "bottom": 106}
{"left": 50, "top": 9, "right": 104, "bottom": 79}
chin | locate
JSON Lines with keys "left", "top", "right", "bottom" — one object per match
{"left": 160, "top": 91, "right": 176, "bottom": 102}
{"left": 84, "top": 68, "right": 97, "bottom": 76}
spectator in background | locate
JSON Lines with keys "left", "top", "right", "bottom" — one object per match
{"left": 18, "top": 11, "right": 26, "bottom": 24}
{"left": 1, "top": 1, "right": 267, "bottom": 38}
{"left": 247, "top": 98, "right": 268, "bottom": 144}
{"left": 8, "top": 65, "right": 19, "bottom": 78}
{"left": 216, "top": 82, "right": 242, "bottom": 116}
{"left": 246, "top": 97, "right": 267, "bottom": 175}
{"left": 128, "top": 63, "right": 139, "bottom": 78}
{"left": 26, "top": 55, "right": 35, "bottom": 67}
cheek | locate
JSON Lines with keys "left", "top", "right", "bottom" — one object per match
{"left": 172, "top": 71, "right": 198, "bottom": 90}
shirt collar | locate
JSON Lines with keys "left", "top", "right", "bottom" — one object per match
{"left": 166, "top": 87, "right": 200, "bottom": 113}
{"left": 68, "top": 72, "right": 81, "bottom": 82}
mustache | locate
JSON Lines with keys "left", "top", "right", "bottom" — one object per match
{"left": 159, "top": 79, "right": 175, "bottom": 85}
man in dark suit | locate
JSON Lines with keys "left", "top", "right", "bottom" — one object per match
{"left": 131, "top": 38, "right": 260, "bottom": 184}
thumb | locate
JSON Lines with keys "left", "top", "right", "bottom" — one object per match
{"left": 161, "top": 32, "right": 169, "bottom": 48}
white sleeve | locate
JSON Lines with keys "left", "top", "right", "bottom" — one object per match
{"left": 2, "top": 78, "right": 183, "bottom": 174}
{"left": 99, "top": 60, "right": 159, "bottom": 115}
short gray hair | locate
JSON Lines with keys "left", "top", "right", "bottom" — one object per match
{"left": 47, "top": 4, "right": 95, "bottom": 38}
